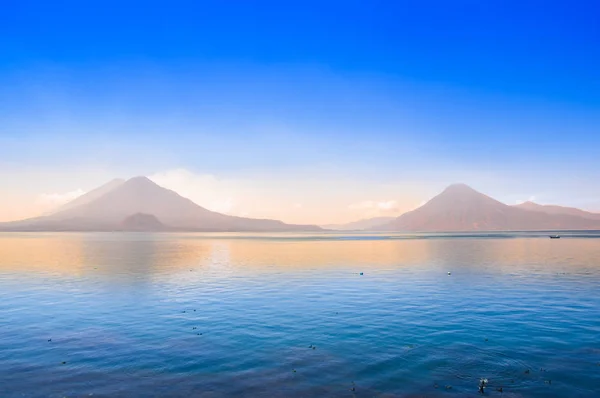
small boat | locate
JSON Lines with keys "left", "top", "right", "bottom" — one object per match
{"left": 549, "top": 235, "right": 560, "bottom": 239}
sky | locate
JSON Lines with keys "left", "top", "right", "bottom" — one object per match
{"left": 1, "top": 0, "right": 599, "bottom": 224}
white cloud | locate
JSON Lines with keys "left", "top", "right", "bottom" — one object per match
{"left": 210, "top": 197, "right": 234, "bottom": 214}
{"left": 37, "top": 189, "right": 85, "bottom": 206}
{"left": 348, "top": 199, "right": 398, "bottom": 211}
{"left": 377, "top": 200, "right": 397, "bottom": 210}
{"left": 515, "top": 195, "right": 536, "bottom": 205}
{"left": 347, "top": 199, "right": 401, "bottom": 218}
{"left": 149, "top": 169, "right": 240, "bottom": 215}
{"left": 143, "top": 169, "right": 424, "bottom": 224}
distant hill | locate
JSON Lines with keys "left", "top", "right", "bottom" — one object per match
{"left": 120, "top": 213, "right": 166, "bottom": 231}
{"left": 321, "top": 216, "right": 395, "bottom": 230}
{"left": 373, "top": 183, "right": 600, "bottom": 232}
{"left": 0, "top": 176, "right": 322, "bottom": 232}
{"left": 513, "top": 201, "right": 600, "bottom": 220}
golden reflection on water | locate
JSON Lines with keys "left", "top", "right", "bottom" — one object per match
{"left": 0, "top": 233, "right": 88, "bottom": 276}
{"left": 0, "top": 233, "right": 599, "bottom": 277}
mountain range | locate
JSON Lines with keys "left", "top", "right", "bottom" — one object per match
{"left": 369, "top": 183, "right": 600, "bottom": 231}
{"left": 320, "top": 216, "right": 396, "bottom": 231}
{"left": 1, "top": 179, "right": 598, "bottom": 232}
{"left": 0, "top": 177, "right": 322, "bottom": 232}
{"left": 513, "top": 201, "right": 600, "bottom": 221}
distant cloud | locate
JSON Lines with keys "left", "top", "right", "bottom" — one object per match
{"left": 149, "top": 169, "right": 240, "bottom": 215}
{"left": 348, "top": 200, "right": 398, "bottom": 211}
{"left": 37, "top": 189, "right": 85, "bottom": 207}
{"left": 347, "top": 199, "right": 401, "bottom": 218}
{"left": 377, "top": 200, "right": 397, "bottom": 210}
{"left": 515, "top": 195, "right": 536, "bottom": 205}
{"left": 211, "top": 197, "right": 234, "bottom": 214}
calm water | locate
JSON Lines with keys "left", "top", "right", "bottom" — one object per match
{"left": 1, "top": 232, "right": 600, "bottom": 398}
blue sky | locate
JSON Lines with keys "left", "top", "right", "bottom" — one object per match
{"left": 0, "top": 0, "right": 599, "bottom": 222}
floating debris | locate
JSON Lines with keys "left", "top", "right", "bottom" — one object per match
{"left": 61, "top": 361, "right": 67, "bottom": 365}
{"left": 445, "top": 385, "right": 452, "bottom": 390}
{"left": 496, "top": 387, "right": 503, "bottom": 393}
{"left": 448, "top": 272, "right": 452, "bottom": 275}
{"left": 524, "top": 369, "right": 530, "bottom": 374}
{"left": 545, "top": 380, "right": 552, "bottom": 385}
{"left": 48, "top": 339, "right": 52, "bottom": 342}
{"left": 433, "top": 383, "right": 439, "bottom": 389}
{"left": 293, "top": 369, "right": 296, "bottom": 373}
{"left": 478, "top": 378, "right": 488, "bottom": 394}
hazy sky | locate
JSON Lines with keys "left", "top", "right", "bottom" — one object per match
{"left": 1, "top": 1, "right": 599, "bottom": 224}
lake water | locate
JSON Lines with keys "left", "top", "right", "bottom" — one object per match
{"left": 1, "top": 232, "right": 600, "bottom": 397}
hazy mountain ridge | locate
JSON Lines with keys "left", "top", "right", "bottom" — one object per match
{"left": 513, "top": 201, "right": 600, "bottom": 221}
{"left": 371, "top": 184, "right": 600, "bottom": 232}
{"left": 2, "top": 180, "right": 599, "bottom": 232}
{"left": 51, "top": 178, "right": 125, "bottom": 214}
{"left": 321, "top": 216, "right": 396, "bottom": 230}
{"left": 0, "top": 177, "right": 322, "bottom": 232}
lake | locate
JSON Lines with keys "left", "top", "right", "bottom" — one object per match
{"left": 1, "top": 232, "right": 599, "bottom": 397}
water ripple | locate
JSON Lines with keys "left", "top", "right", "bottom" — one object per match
{"left": 1, "top": 233, "right": 600, "bottom": 397}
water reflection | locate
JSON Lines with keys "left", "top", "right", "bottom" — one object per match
{"left": 1, "top": 232, "right": 599, "bottom": 279}
{"left": 1, "top": 232, "right": 600, "bottom": 397}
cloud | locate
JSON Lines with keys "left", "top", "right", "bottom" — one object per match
{"left": 144, "top": 169, "right": 424, "bottom": 224}
{"left": 348, "top": 199, "right": 398, "bottom": 211}
{"left": 515, "top": 195, "right": 536, "bottom": 205}
{"left": 210, "top": 197, "right": 234, "bottom": 214}
{"left": 347, "top": 199, "right": 401, "bottom": 218}
{"left": 149, "top": 168, "right": 240, "bottom": 215}
{"left": 377, "top": 200, "right": 397, "bottom": 210}
{"left": 37, "top": 189, "right": 85, "bottom": 206}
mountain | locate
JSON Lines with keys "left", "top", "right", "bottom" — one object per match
{"left": 0, "top": 177, "right": 322, "bottom": 232}
{"left": 322, "top": 216, "right": 396, "bottom": 230}
{"left": 513, "top": 201, "right": 600, "bottom": 220}
{"left": 119, "top": 213, "right": 166, "bottom": 231}
{"left": 374, "top": 183, "right": 600, "bottom": 232}
{"left": 50, "top": 178, "right": 125, "bottom": 214}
